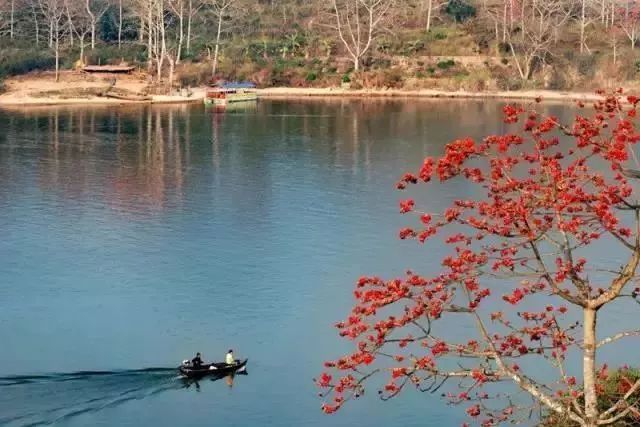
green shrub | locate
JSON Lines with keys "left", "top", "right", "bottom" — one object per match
{"left": 0, "top": 49, "right": 55, "bottom": 78}
{"left": 498, "top": 42, "right": 511, "bottom": 54}
{"left": 543, "top": 368, "right": 640, "bottom": 426}
{"left": 445, "top": 0, "right": 476, "bottom": 23}
{"left": 177, "top": 64, "right": 211, "bottom": 87}
{"left": 577, "top": 54, "right": 597, "bottom": 78}
{"left": 635, "top": 60, "right": 640, "bottom": 73}
{"left": 404, "top": 40, "right": 425, "bottom": 54}
{"left": 563, "top": 49, "right": 576, "bottom": 62}
{"left": 342, "top": 73, "right": 351, "bottom": 83}
{"left": 434, "top": 31, "right": 447, "bottom": 40}
{"left": 437, "top": 59, "right": 456, "bottom": 69}
{"left": 306, "top": 71, "right": 317, "bottom": 81}
{"left": 380, "top": 69, "right": 403, "bottom": 87}
{"left": 83, "top": 44, "right": 147, "bottom": 66}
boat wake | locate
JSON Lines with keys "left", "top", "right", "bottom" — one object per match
{"left": 0, "top": 368, "right": 184, "bottom": 426}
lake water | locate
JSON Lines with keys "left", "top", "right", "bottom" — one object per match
{"left": 0, "top": 99, "right": 637, "bottom": 427}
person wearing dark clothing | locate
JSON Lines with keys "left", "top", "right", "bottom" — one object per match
{"left": 192, "top": 352, "right": 203, "bottom": 368}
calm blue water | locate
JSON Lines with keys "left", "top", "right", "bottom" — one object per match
{"left": 0, "top": 99, "right": 637, "bottom": 427}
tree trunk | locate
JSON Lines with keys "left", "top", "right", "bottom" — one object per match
{"left": 426, "top": 0, "right": 432, "bottom": 32}
{"left": 611, "top": 0, "right": 615, "bottom": 27}
{"left": 176, "top": 2, "right": 184, "bottom": 63}
{"left": 118, "top": 0, "right": 123, "bottom": 48}
{"left": 55, "top": 34, "right": 60, "bottom": 82}
{"left": 158, "top": 0, "right": 167, "bottom": 81}
{"left": 580, "top": 0, "right": 586, "bottom": 54}
{"left": 502, "top": 1, "right": 507, "bottom": 43}
{"left": 353, "top": 55, "right": 359, "bottom": 71}
{"left": 49, "top": 19, "right": 54, "bottom": 48}
{"left": 147, "top": 6, "right": 153, "bottom": 68}
{"left": 583, "top": 308, "right": 599, "bottom": 426}
{"left": 186, "top": 0, "right": 192, "bottom": 53}
{"left": 86, "top": 0, "right": 96, "bottom": 49}
{"left": 67, "top": 10, "right": 74, "bottom": 46}
{"left": 10, "top": 0, "right": 15, "bottom": 39}
{"left": 80, "top": 35, "right": 86, "bottom": 65}
{"left": 508, "top": 41, "right": 526, "bottom": 80}
{"left": 167, "top": 55, "right": 175, "bottom": 93}
{"left": 211, "top": 12, "right": 223, "bottom": 78}
{"left": 509, "top": 0, "right": 514, "bottom": 30}
{"left": 33, "top": 7, "right": 40, "bottom": 47}
{"left": 520, "top": 0, "right": 526, "bottom": 42}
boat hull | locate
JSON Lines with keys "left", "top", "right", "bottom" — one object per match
{"left": 178, "top": 358, "right": 248, "bottom": 378}
{"left": 204, "top": 93, "right": 258, "bottom": 106}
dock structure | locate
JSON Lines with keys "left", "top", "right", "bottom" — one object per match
{"left": 82, "top": 65, "right": 135, "bottom": 73}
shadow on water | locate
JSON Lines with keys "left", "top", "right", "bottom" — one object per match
{"left": 0, "top": 368, "right": 247, "bottom": 426}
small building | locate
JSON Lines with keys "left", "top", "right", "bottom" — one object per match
{"left": 82, "top": 65, "right": 135, "bottom": 74}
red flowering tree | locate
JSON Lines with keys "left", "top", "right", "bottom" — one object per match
{"left": 318, "top": 91, "right": 640, "bottom": 427}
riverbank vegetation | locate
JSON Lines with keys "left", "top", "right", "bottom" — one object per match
{"left": 542, "top": 367, "right": 640, "bottom": 426}
{"left": 1, "top": 0, "right": 640, "bottom": 92}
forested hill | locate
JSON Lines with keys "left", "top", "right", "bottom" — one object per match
{"left": 0, "top": 0, "right": 639, "bottom": 91}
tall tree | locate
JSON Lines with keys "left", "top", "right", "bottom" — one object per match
{"left": 329, "top": 0, "right": 394, "bottom": 71}
{"left": 506, "top": 0, "right": 572, "bottom": 80}
{"left": 423, "top": 0, "right": 442, "bottom": 31}
{"left": 203, "top": 0, "right": 237, "bottom": 78}
{"left": 318, "top": 91, "right": 640, "bottom": 427}
{"left": 577, "top": 0, "right": 597, "bottom": 54}
{"left": 38, "top": 0, "right": 68, "bottom": 80}
{"left": 65, "top": 0, "right": 92, "bottom": 62}
{"left": 618, "top": 1, "right": 640, "bottom": 49}
{"left": 185, "top": 0, "right": 203, "bottom": 54}
{"left": 85, "top": 0, "right": 108, "bottom": 48}
{"left": 167, "top": 0, "right": 185, "bottom": 62}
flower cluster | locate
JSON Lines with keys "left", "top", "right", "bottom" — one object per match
{"left": 319, "top": 92, "right": 640, "bottom": 424}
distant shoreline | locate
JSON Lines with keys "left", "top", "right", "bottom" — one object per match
{"left": 256, "top": 87, "right": 602, "bottom": 102}
{"left": 0, "top": 78, "right": 603, "bottom": 108}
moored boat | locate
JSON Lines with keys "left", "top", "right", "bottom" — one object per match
{"left": 178, "top": 358, "right": 248, "bottom": 378}
{"left": 204, "top": 82, "right": 257, "bottom": 106}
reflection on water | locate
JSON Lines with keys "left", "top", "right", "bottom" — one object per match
{"left": 0, "top": 99, "right": 515, "bottom": 219}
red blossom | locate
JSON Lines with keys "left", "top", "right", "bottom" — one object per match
{"left": 466, "top": 404, "right": 481, "bottom": 417}
{"left": 319, "top": 91, "right": 640, "bottom": 425}
{"left": 399, "top": 199, "right": 415, "bottom": 214}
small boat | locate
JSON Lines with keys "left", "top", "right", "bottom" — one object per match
{"left": 102, "top": 91, "right": 152, "bottom": 102}
{"left": 204, "top": 82, "right": 257, "bottom": 106}
{"left": 178, "top": 358, "right": 248, "bottom": 378}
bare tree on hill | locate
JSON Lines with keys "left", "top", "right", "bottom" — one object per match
{"left": 328, "top": 0, "right": 394, "bottom": 72}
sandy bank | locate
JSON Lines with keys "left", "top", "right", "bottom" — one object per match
{"left": 256, "top": 87, "right": 602, "bottom": 102}
{"left": 0, "top": 72, "right": 605, "bottom": 107}
{"left": 0, "top": 71, "right": 205, "bottom": 107}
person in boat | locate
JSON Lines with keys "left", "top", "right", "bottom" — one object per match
{"left": 225, "top": 349, "right": 235, "bottom": 365}
{"left": 192, "top": 352, "right": 203, "bottom": 368}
